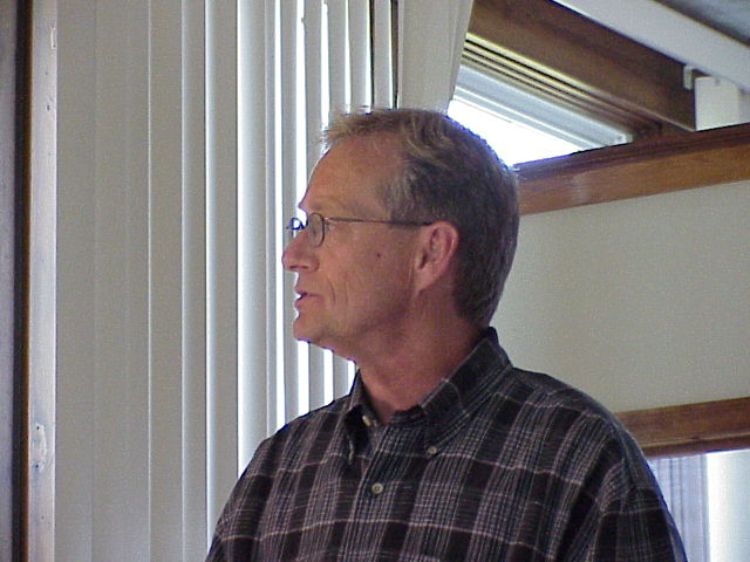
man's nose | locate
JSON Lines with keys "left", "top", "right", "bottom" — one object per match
{"left": 282, "top": 231, "right": 315, "bottom": 272}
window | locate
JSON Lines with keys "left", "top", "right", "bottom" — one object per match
{"left": 648, "top": 448, "right": 750, "bottom": 562}
{"left": 449, "top": 63, "right": 630, "bottom": 165}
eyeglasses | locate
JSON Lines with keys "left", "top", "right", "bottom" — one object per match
{"left": 286, "top": 212, "right": 431, "bottom": 248}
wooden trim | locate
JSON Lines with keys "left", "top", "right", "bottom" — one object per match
{"left": 28, "top": 0, "right": 57, "bottom": 560}
{"left": 1, "top": 1, "right": 29, "bottom": 560}
{"left": 468, "top": 0, "right": 694, "bottom": 134}
{"left": 0, "top": 1, "right": 18, "bottom": 560}
{"left": 516, "top": 122, "right": 750, "bottom": 214}
{"left": 617, "top": 397, "right": 750, "bottom": 458}
{"left": 463, "top": 39, "right": 666, "bottom": 139}
{"left": 15, "top": 2, "right": 31, "bottom": 560}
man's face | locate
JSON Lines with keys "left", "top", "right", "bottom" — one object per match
{"left": 281, "top": 136, "right": 420, "bottom": 357}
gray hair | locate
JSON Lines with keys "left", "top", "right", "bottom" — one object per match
{"left": 324, "top": 108, "right": 519, "bottom": 327}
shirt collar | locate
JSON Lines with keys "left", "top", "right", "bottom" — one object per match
{"left": 343, "top": 328, "right": 513, "bottom": 446}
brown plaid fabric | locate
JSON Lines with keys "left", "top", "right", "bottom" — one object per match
{"left": 207, "top": 329, "right": 686, "bottom": 561}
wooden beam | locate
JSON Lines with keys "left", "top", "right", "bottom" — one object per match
{"left": 617, "top": 397, "right": 750, "bottom": 457}
{"left": 469, "top": 0, "right": 695, "bottom": 134}
{"left": 516, "top": 122, "right": 750, "bottom": 214}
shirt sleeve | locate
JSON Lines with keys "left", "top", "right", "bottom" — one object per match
{"left": 203, "top": 435, "right": 280, "bottom": 561}
{"left": 565, "top": 481, "right": 688, "bottom": 562}
{"left": 205, "top": 536, "right": 227, "bottom": 562}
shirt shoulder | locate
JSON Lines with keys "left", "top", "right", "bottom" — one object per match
{"left": 496, "top": 369, "right": 685, "bottom": 559}
{"left": 212, "top": 395, "right": 350, "bottom": 536}
{"left": 249, "top": 393, "right": 351, "bottom": 475}
{"left": 494, "top": 367, "right": 656, "bottom": 494}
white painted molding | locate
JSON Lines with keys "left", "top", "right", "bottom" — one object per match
{"left": 398, "top": 0, "right": 474, "bottom": 111}
{"left": 695, "top": 77, "right": 750, "bottom": 130}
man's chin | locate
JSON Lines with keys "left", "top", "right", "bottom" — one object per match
{"left": 292, "top": 321, "right": 339, "bottom": 353}
{"left": 292, "top": 319, "right": 319, "bottom": 344}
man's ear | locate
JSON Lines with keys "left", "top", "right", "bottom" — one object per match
{"left": 413, "top": 221, "right": 459, "bottom": 292}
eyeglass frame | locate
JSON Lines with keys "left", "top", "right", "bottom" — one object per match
{"left": 286, "top": 212, "right": 432, "bottom": 247}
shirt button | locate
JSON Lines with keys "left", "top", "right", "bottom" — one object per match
{"left": 370, "top": 482, "right": 384, "bottom": 495}
{"left": 362, "top": 415, "right": 374, "bottom": 428}
{"left": 426, "top": 445, "right": 438, "bottom": 457}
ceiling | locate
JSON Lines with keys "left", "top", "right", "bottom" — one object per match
{"left": 656, "top": 0, "right": 750, "bottom": 45}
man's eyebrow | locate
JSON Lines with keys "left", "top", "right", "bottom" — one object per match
{"left": 299, "top": 197, "right": 341, "bottom": 214}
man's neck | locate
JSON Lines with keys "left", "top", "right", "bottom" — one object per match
{"left": 353, "top": 319, "right": 482, "bottom": 423}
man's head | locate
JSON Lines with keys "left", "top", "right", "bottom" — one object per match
{"left": 282, "top": 133, "right": 424, "bottom": 353}
{"left": 323, "top": 108, "right": 519, "bottom": 328}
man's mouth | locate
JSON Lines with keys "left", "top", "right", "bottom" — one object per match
{"left": 294, "top": 290, "right": 311, "bottom": 308}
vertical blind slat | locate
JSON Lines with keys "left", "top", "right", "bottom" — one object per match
{"left": 280, "top": 0, "right": 301, "bottom": 422}
{"left": 238, "top": 0, "right": 270, "bottom": 473}
{"left": 304, "top": 0, "right": 324, "bottom": 162}
{"left": 149, "top": 1, "right": 184, "bottom": 559}
{"left": 303, "top": 0, "right": 328, "bottom": 411}
{"left": 182, "top": 0, "right": 208, "bottom": 557}
{"left": 309, "top": 349, "right": 328, "bottom": 409}
{"left": 327, "top": 0, "right": 348, "bottom": 115}
{"left": 348, "top": 0, "right": 370, "bottom": 109}
{"left": 332, "top": 356, "right": 351, "bottom": 400}
{"left": 206, "top": 0, "right": 239, "bottom": 533}
{"left": 371, "top": 0, "right": 394, "bottom": 108}
{"left": 265, "top": 0, "right": 281, "bottom": 435}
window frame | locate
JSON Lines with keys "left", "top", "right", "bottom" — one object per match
{"left": 516, "top": 121, "right": 750, "bottom": 214}
{"left": 618, "top": 396, "right": 750, "bottom": 458}
{"left": 454, "top": 62, "right": 631, "bottom": 150}
{"left": 1, "top": 1, "right": 30, "bottom": 561}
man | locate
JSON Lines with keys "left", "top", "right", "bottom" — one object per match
{"left": 207, "top": 109, "right": 686, "bottom": 561}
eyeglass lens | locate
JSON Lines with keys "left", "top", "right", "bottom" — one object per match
{"left": 288, "top": 213, "right": 325, "bottom": 247}
{"left": 306, "top": 213, "right": 324, "bottom": 246}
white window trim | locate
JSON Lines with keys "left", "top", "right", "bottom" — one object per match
{"left": 455, "top": 63, "right": 631, "bottom": 149}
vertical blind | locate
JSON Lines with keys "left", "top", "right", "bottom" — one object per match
{"left": 170, "top": 0, "right": 472, "bottom": 555}
{"left": 34, "top": 1, "right": 470, "bottom": 560}
{"left": 196, "top": 0, "right": 398, "bottom": 554}
{"left": 235, "top": 0, "right": 395, "bottom": 455}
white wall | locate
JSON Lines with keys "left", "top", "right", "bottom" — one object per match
{"left": 493, "top": 180, "right": 750, "bottom": 412}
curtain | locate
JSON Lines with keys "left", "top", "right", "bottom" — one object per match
{"left": 649, "top": 456, "right": 709, "bottom": 561}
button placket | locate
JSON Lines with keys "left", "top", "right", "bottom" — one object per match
{"left": 361, "top": 421, "right": 404, "bottom": 500}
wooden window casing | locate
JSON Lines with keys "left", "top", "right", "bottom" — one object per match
{"left": 1, "top": 1, "right": 30, "bottom": 561}
{"left": 618, "top": 397, "right": 750, "bottom": 458}
{"left": 467, "top": 0, "right": 750, "bottom": 216}
{"left": 516, "top": 122, "right": 750, "bottom": 215}
{"left": 468, "top": 0, "right": 695, "bottom": 137}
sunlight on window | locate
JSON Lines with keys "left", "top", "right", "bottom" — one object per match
{"left": 448, "top": 98, "right": 585, "bottom": 165}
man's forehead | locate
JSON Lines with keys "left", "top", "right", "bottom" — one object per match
{"left": 300, "top": 135, "right": 402, "bottom": 213}
{"left": 320, "top": 134, "right": 402, "bottom": 177}
{"left": 299, "top": 193, "right": 359, "bottom": 213}
{"left": 326, "top": 130, "right": 402, "bottom": 155}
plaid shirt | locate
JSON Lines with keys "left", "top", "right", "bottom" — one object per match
{"left": 207, "top": 329, "right": 686, "bottom": 561}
